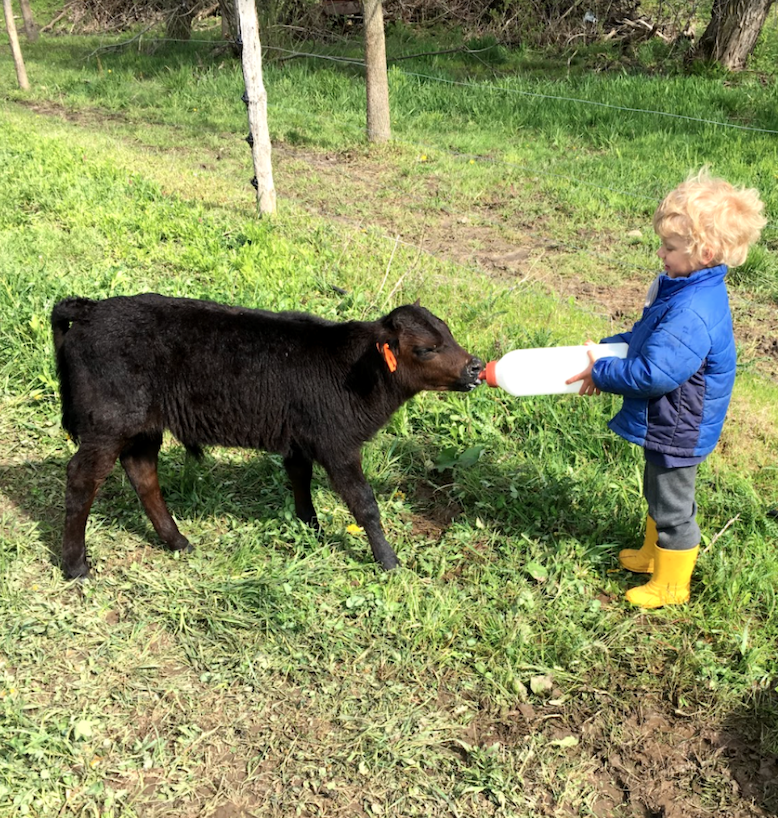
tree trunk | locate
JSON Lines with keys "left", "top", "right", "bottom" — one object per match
{"left": 363, "top": 0, "right": 391, "bottom": 143}
{"left": 690, "top": 0, "right": 776, "bottom": 70}
{"left": 18, "top": 0, "right": 37, "bottom": 41}
{"left": 236, "top": 0, "right": 276, "bottom": 215}
{"left": 2, "top": 0, "right": 30, "bottom": 90}
{"left": 219, "top": 0, "right": 238, "bottom": 46}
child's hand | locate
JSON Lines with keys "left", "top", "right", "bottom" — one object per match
{"left": 566, "top": 343, "right": 601, "bottom": 396}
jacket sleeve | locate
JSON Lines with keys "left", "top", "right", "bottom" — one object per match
{"left": 592, "top": 309, "right": 711, "bottom": 398}
{"left": 600, "top": 330, "right": 633, "bottom": 345}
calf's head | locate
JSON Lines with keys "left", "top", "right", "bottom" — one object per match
{"left": 378, "top": 305, "right": 483, "bottom": 393}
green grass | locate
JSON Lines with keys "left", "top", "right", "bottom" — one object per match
{"left": 5, "top": 20, "right": 776, "bottom": 293}
{"left": 1, "top": 17, "right": 778, "bottom": 817}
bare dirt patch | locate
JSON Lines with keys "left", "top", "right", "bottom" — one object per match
{"left": 434, "top": 677, "right": 778, "bottom": 817}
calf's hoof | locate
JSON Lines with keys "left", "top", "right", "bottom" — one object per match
{"left": 380, "top": 555, "right": 401, "bottom": 571}
{"left": 167, "top": 534, "right": 193, "bottom": 553}
{"left": 64, "top": 562, "right": 90, "bottom": 581}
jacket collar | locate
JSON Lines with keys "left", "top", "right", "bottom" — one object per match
{"left": 655, "top": 264, "right": 728, "bottom": 298}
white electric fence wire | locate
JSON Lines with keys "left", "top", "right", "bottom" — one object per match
{"left": 400, "top": 69, "right": 778, "bottom": 136}
{"left": 262, "top": 45, "right": 778, "bottom": 136}
{"left": 87, "top": 35, "right": 778, "bottom": 239}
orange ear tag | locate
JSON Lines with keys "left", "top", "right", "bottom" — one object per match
{"left": 377, "top": 342, "right": 398, "bottom": 373}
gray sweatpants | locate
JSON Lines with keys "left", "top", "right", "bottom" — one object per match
{"left": 643, "top": 460, "right": 701, "bottom": 551}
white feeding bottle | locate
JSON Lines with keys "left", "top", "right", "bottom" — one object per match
{"left": 480, "top": 343, "right": 628, "bottom": 397}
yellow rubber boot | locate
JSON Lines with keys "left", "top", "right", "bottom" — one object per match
{"left": 625, "top": 545, "right": 699, "bottom": 609}
{"left": 618, "top": 516, "right": 657, "bottom": 574}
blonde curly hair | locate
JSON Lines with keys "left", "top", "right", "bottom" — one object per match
{"left": 653, "top": 168, "right": 767, "bottom": 268}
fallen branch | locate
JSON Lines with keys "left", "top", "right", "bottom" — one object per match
{"left": 196, "top": 2, "right": 219, "bottom": 21}
{"left": 702, "top": 514, "right": 740, "bottom": 555}
{"left": 84, "top": 21, "right": 157, "bottom": 59}
{"left": 40, "top": 6, "right": 70, "bottom": 32}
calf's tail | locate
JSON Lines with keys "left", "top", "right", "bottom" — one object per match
{"left": 51, "top": 297, "right": 96, "bottom": 353}
{"left": 51, "top": 297, "right": 97, "bottom": 441}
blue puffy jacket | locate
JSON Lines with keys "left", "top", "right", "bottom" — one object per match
{"left": 591, "top": 264, "right": 736, "bottom": 459}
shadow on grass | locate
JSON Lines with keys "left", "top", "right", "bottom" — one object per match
{"left": 0, "top": 427, "right": 664, "bottom": 592}
{"left": 0, "top": 448, "right": 385, "bottom": 574}
{"left": 0, "top": 454, "right": 70, "bottom": 571}
{"left": 2, "top": 427, "right": 728, "bottom": 586}
{"left": 385, "top": 435, "right": 645, "bottom": 559}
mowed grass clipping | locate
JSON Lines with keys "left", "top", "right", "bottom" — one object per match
{"left": 1, "top": 23, "right": 778, "bottom": 818}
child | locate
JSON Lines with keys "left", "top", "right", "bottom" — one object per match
{"left": 567, "top": 169, "right": 766, "bottom": 608}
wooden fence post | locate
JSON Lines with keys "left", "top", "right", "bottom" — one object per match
{"left": 363, "top": 0, "right": 390, "bottom": 143}
{"left": 19, "top": 0, "right": 38, "bottom": 42}
{"left": 236, "top": 0, "right": 276, "bottom": 215}
{"left": 2, "top": 0, "right": 30, "bottom": 90}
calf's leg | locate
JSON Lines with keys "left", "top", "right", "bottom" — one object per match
{"left": 322, "top": 454, "right": 399, "bottom": 570}
{"left": 62, "top": 442, "right": 122, "bottom": 579}
{"left": 283, "top": 444, "right": 319, "bottom": 528}
{"left": 120, "top": 433, "right": 190, "bottom": 553}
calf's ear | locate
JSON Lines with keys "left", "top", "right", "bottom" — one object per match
{"left": 376, "top": 319, "right": 401, "bottom": 366}
{"left": 377, "top": 332, "right": 400, "bottom": 356}
{"left": 376, "top": 340, "right": 399, "bottom": 372}
{"left": 379, "top": 312, "right": 399, "bottom": 336}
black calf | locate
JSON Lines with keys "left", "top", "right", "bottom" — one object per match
{"left": 51, "top": 293, "right": 483, "bottom": 579}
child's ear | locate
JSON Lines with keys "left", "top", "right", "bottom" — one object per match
{"left": 700, "top": 246, "right": 715, "bottom": 264}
